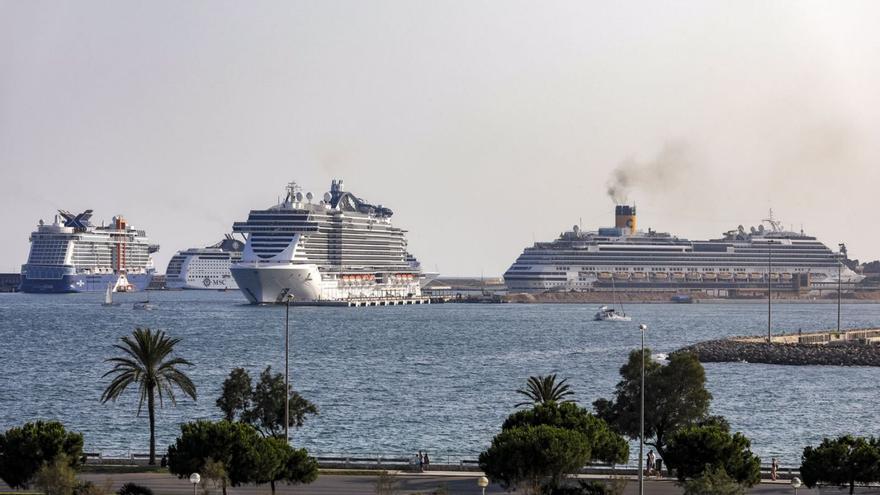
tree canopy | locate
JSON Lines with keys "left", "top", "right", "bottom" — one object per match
{"left": 479, "top": 425, "right": 591, "bottom": 494}
{"left": 502, "top": 402, "right": 628, "bottom": 464}
{"left": 593, "top": 349, "right": 711, "bottom": 457}
{"left": 515, "top": 374, "right": 575, "bottom": 407}
{"left": 216, "top": 367, "right": 318, "bottom": 437}
{"left": 167, "top": 420, "right": 317, "bottom": 495}
{"left": 663, "top": 421, "right": 761, "bottom": 486}
{"left": 800, "top": 435, "right": 880, "bottom": 495}
{"left": 0, "top": 420, "right": 84, "bottom": 489}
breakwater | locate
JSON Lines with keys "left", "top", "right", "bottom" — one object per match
{"left": 676, "top": 329, "right": 880, "bottom": 366}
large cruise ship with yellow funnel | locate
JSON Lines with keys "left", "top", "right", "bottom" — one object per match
{"left": 504, "top": 205, "right": 863, "bottom": 295}
{"left": 230, "top": 180, "right": 423, "bottom": 304}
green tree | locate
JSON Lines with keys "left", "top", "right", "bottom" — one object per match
{"left": 593, "top": 349, "right": 711, "bottom": 458}
{"left": 101, "top": 327, "right": 197, "bottom": 465}
{"left": 216, "top": 368, "right": 252, "bottom": 422}
{"left": 800, "top": 435, "right": 880, "bottom": 495}
{"left": 479, "top": 425, "right": 590, "bottom": 494}
{"left": 516, "top": 374, "right": 575, "bottom": 407}
{"left": 663, "top": 422, "right": 761, "bottom": 486}
{"left": 217, "top": 366, "right": 318, "bottom": 437}
{"left": 681, "top": 465, "right": 746, "bottom": 495}
{"left": 167, "top": 420, "right": 316, "bottom": 495}
{"left": 502, "top": 402, "right": 628, "bottom": 464}
{"left": 0, "top": 420, "right": 84, "bottom": 489}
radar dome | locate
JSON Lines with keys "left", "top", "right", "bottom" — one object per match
{"left": 295, "top": 192, "right": 303, "bottom": 202}
{"left": 324, "top": 192, "right": 332, "bottom": 202}
{"left": 306, "top": 192, "right": 313, "bottom": 201}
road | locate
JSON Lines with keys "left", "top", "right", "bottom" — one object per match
{"left": 3, "top": 471, "right": 880, "bottom": 494}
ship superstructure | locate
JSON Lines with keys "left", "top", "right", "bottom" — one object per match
{"left": 165, "top": 236, "right": 244, "bottom": 290}
{"left": 21, "top": 210, "right": 157, "bottom": 293}
{"left": 504, "top": 206, "right": 863, "bottom": 295}
{"left": 230, "top": 180, "right": 423, "bottom": 304}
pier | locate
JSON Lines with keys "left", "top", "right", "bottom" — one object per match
{"left": 677, "top": 328, "right": 880, "bottom": 366}
{"left": 292, "top": 296, "right": 432, "bottom": 307}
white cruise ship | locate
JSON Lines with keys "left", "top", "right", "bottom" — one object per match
{"left": 230, "top": 180, "right": 423, "bottom": 304}
{"left": 21, "top": 210, "right": 157, "bottom": 293}
{"left": 504, "top": 205, "right": 863, "bottom": 295}
{"left": 165, "top": 236, "right": 244, "bottom": 290}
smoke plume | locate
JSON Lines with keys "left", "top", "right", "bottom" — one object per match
{"left": 606, "top": 140, "right": 694, "bottom": 204}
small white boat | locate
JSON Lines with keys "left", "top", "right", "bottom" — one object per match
{"left": 594, "top": 305, "right": 632, "bottom": 321}
{"left": 101, "top": 283, "right": 119, "bottom": 307}
{"left": 133, "top": 300, "right": 156, "bottom": 311}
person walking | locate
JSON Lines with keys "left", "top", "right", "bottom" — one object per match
{"left": 423, "top": 452, "right": 430, "bottom": 471}
{"left": 418, "top": 450, "right": 424, "bottom": 472}
{"left": 771, "top": 457, "right": 778, "bottom": 481}
{"left": 647, "top": 450, "right": 656, "bottom": 476}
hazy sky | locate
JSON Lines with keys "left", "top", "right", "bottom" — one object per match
{"left": 3, "top": 1, "right": 880, "bottom": 276}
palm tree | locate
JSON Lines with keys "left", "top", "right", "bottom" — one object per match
{"left": 515, "top": 374, "right": 575, "bottom": 407}
{"left": 101, "top": 327, "right": 197, "bottom": 465}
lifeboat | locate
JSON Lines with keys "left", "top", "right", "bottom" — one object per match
{"left": 735, "top": 273, "right": 748, "bottom": 280}
{"left": 703, "top": 273, "right": 717, "bottom": 280}
{"left": 614, "top": 272, "right": 631, "bottom": 280}
{"left": 749, "top": 273, "right": 763, "bottom": 280}
{"left": 653, "top": 272, "right": 668, "bottom": 280}
{"left": 770, "top": 273, "right": 780, "bottom": 280}
{"left": 672, "top": 272, "right": 685, "bottom": 280}
{"left": 781, "top": 273, "right": 793, "bottom": 280}
{"left": 632, "top": 272, "right": 647, "bottom": 280}
{"left": 598, "top": 272, "right": 613, "bottom": 279}
{"left": 718, "top": 272, "right": 734, "bottom": 280}
{"left": 686, "top": 272, "right": 701, "bottom": 280}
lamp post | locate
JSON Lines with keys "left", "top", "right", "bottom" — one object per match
{"left": 767, "top": 241, "right": 773, "bottom": 343}
{"left": 838, "top": 243, "right": 845, "bottom": 334}
{"left": 638, "top": 323, "right": 647, "bottom": 495}
{"left": 791, "top": 476, "right": 802, "bottom": 495}
{"left": 477, "top": 476, "right": 489, "bottom": 495}
{"left": 188, "top": 473, "right": 200, "bottom": 495}
{"left": 285, "top": 294, "right": 293, "bottom": 443}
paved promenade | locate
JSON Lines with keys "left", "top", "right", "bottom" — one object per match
{"left": 3, "top": 471, "right": 880, "bottom": 495}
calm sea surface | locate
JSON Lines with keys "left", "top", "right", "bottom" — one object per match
{"left": 1, "top": 291, "right": 878, "bottom": 465}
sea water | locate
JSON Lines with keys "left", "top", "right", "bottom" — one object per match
{"left": 1, "top": 291, "right": 878, "bottom": 465}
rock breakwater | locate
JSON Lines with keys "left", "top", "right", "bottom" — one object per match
{"left": 676, "top": 339, "right": 880, "bottom": 366}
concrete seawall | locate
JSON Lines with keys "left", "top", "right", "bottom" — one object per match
{"left": 675, "top": 329, "right": 880, "bottom": 366}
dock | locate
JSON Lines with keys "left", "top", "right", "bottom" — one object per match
{"left": 292, "top": 296, "right": 432, "bottom": 307}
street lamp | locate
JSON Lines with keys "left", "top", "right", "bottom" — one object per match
{"left": 838, "top": 243, "right": 846, "bottom": 334}
{"left": 285, "top": 293, "right": 293, "bottom": 443}
{"left": 477, "top": 476, "right": 489, "bottom": 495}
{"left": 791, "top": 476, "right": 802, "bottom": 495}
{"left": 638, "top": 323, "right": 647, "bottom": 495}
{"left": 188, "top": 473, "right": 200, "bottom": 495}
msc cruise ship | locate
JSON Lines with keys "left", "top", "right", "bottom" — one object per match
{"left": 504, "top": 206, "right": 863, "bottom": 295}
{"left": 165, "top": 236, "right": 244, "bottom": 290}
{"left": 230, "top": 180, "right": 423, "bottom": 304}
{"left": 21, "top": 210, "right": 157, "bottom": 293}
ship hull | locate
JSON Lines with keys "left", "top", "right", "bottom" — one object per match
{"left": 20, "top": 267, "right": 153, "bottom": 294}
{"left": 230, "top": 263, "right": 322, "bottom": 304}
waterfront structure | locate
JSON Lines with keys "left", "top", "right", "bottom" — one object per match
{"left": 230, "top": 180, "right": 423, "bottom": 304}
{"left": 20, "top": 210, "right": 157, "bottom": 293}
{"left": 165, "top": 236, "right": 244, "bottom": 290}
{"left": 504, "top": 206, "right": 863, "bottom": 295}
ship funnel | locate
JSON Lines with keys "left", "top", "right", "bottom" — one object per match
{"left": 615, "top": 205, "right": 637, "bottom": 232}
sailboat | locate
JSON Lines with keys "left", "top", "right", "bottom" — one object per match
{"left": 594, "top": 275, "right": 632, "bottom": 321}
{"left": 101, "top": 283, "right": 119, "bottom": 307}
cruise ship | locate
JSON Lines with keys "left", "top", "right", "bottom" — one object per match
{"left": 504, "top": 205, "right": 863, "bottom": 295}
{"left": 230, "top": 180, "right": 423, "bottom": 304}
{"left": 21, "top": 210, "right": 157, "bottom": 293}
{"left": 165, "top": 236, "right": 244, "bottom": 290}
